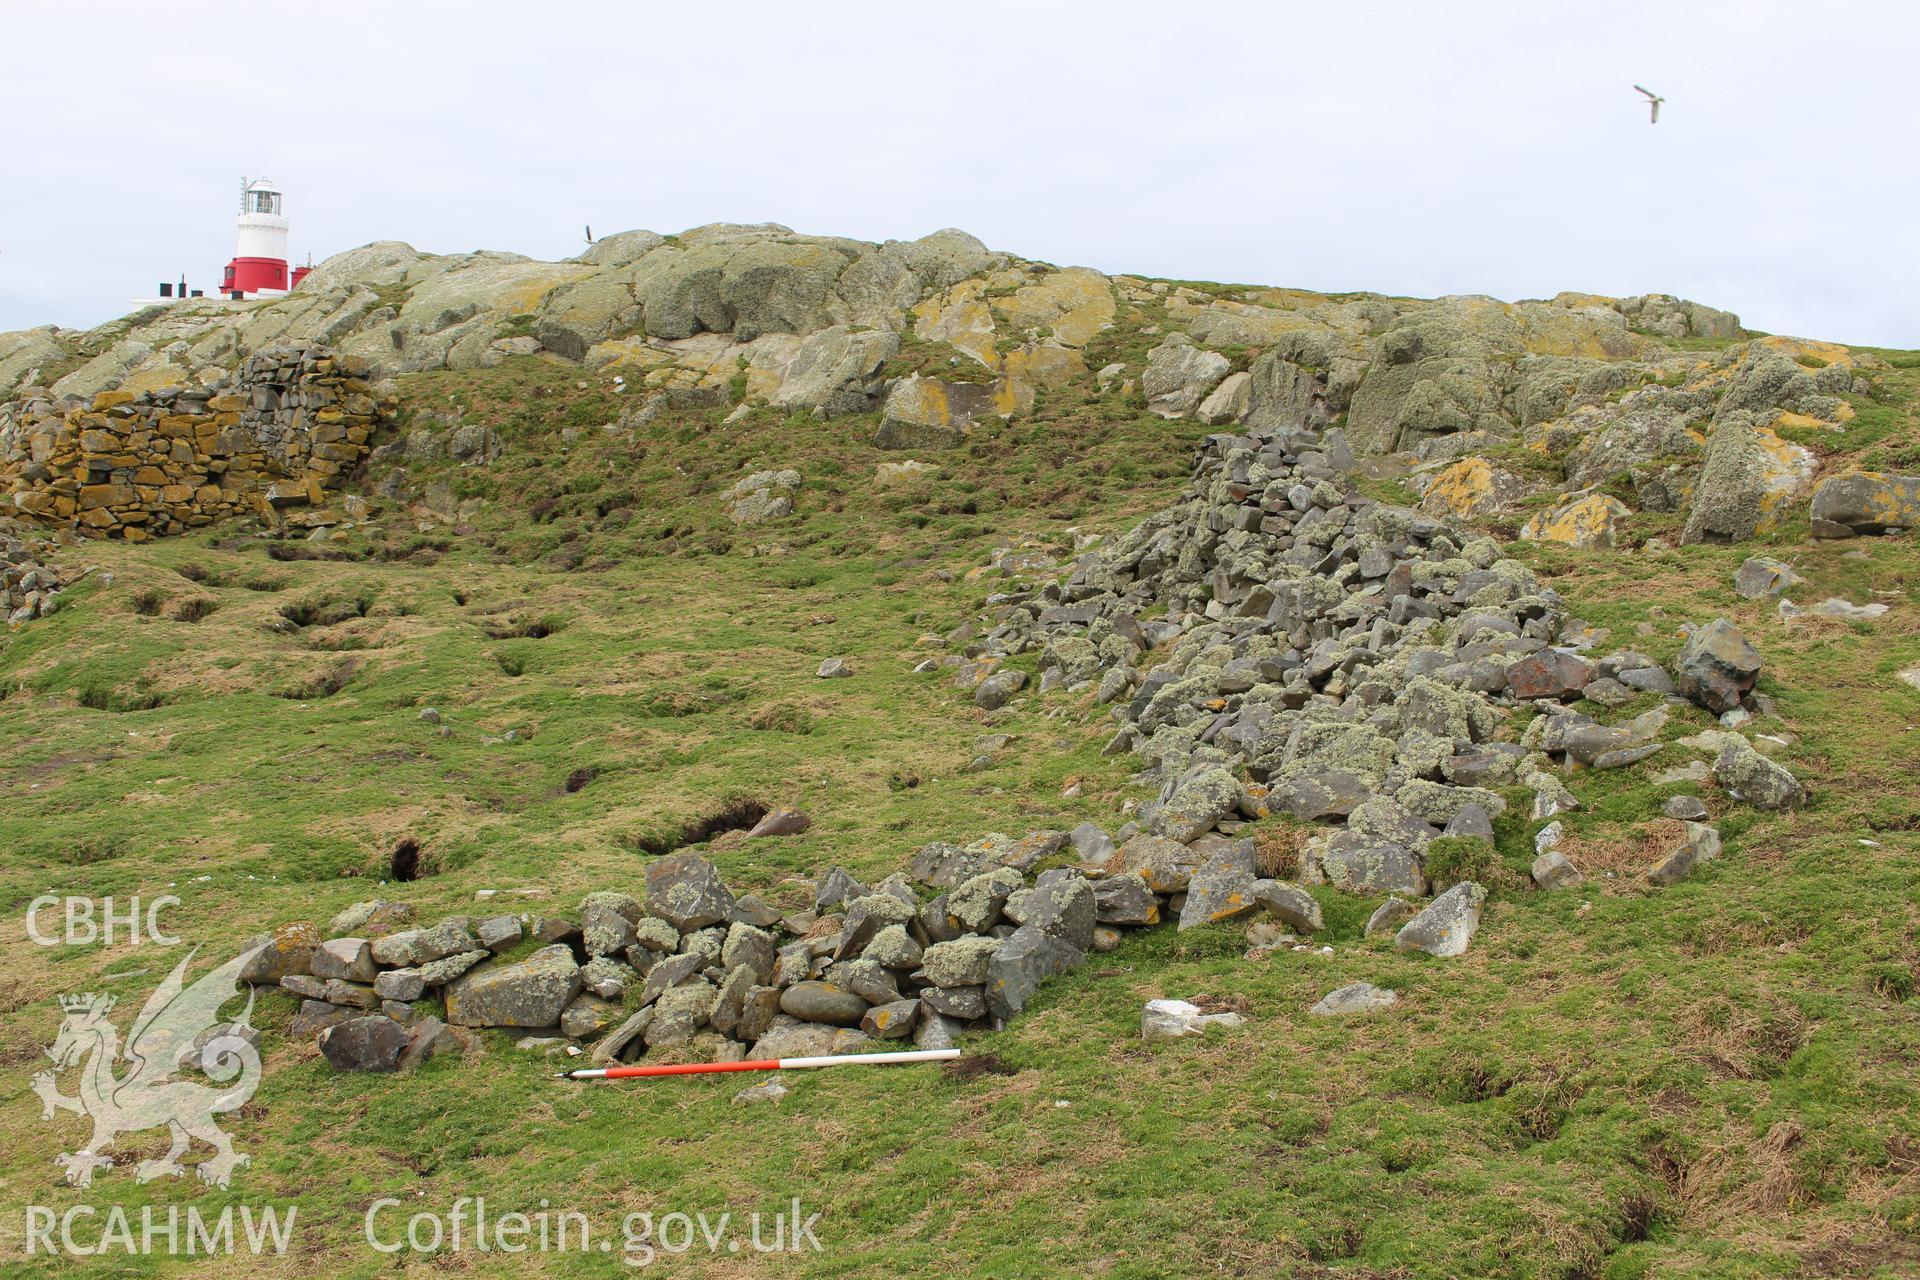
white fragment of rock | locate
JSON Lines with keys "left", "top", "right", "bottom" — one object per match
{"left": 1141, "top": 998, "right": 1246, "bottom": 1042}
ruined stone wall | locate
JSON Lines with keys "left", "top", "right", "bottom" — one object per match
{"left": 0, "top": 346, "right": 390, "bottom": 540}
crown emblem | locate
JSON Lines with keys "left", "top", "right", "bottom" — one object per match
{"left": 58, "top": 992, "right": 111, "bottom": 1014}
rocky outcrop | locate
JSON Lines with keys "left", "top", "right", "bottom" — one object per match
{"left": 0, "top": 222, "right": 1878, "bottom": 548}
{"left": 0, "top": 346, "right": 389, "bottom": 540}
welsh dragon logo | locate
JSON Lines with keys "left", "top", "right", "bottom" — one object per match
{"left": 33, "top": 945, "right": 265, "bottom": 1189}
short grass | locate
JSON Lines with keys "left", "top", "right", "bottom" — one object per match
{"left": 1, "top": 349, "right": 1918, "bottom": 1278}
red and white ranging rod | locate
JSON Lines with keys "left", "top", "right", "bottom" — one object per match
{"left": 556, "top": 1048, "right": 960, "bottom": 1081}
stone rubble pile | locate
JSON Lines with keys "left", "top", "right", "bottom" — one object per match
{"left": 1, "top": 520, "right": 62, "bottom": 624}
{"left": 931, "top": 420, "right": 1804, "bottom": 910}
{"left": 0, "top": 346, "right": 391, "bottom": 540}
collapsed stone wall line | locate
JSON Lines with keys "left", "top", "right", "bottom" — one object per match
{"left": 251, "top": 424, "right": 1804, "bottom": 1075}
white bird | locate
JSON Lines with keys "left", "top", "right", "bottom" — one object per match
{"left": 1634, "top": 85, "right": 1665, "bottom": 124}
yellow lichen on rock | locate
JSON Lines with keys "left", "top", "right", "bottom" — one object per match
{"left": 993, "top": 267, "right": 1114, "bottom": 347}
{"left": 1520, "top": 493, "right": 1631, "bottom": 549}
{"left": 1753, "top": 335, "right": 1854, "bottom": 367}
{"left": 1750, "top": 426, "right": 1817, "bottom": 533}
{"left": 911, "top": 280, "right": 999, "bottom": 370}
{"left": 1421, "top": 459, "right": 1497, "bottom": 516}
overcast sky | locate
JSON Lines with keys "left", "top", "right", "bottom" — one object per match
{"left": 1, "top": 1, "right": 1913, "bottom": 346}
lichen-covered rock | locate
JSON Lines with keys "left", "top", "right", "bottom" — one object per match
{"left": 946, "top": 867, "right": 1024, "bottom": 933}
{"left": 239, "top": 923, "right": 320, "bottom": 984}
{"left": 1521, "top": 493, "right": 1631, "bottom": 549}
{"left": 1142, "top": 337, "right": 1230, "bottom": 418}
{"left": 1394, "top": 882, "right": 1486, "bottom": 957}
{"left": 779, "top": 980, "right": 869, "bottom": 1027}
{"left": 985, "top": 925, "right": 1083, "bottom": 1019}
{"left": 1809, "top": 471, "right": 1920, "bottom": 537}
{"left": 1418, "top": 457, "right": 1535, "bottom": 518}
{"left": 920, "top": 936, "right": 1002, "bottom": 988}
{"left": 1648, "top": 822, "right": 1723, "bottom": 886}
{"left": 445, "top": 945, "right": 581, "bottom": 1028}
{"left": 1714, "top": 737, "right": 1804, "bottom": 811}
{"left": 318, "top": 1015, "right": 412, "bottom": 1072}
{"left": 644, "top": 852, "right": 735, "bottom": 932}
{"left": 371, "top": 919, "right": 479, "bottom": 968}
{"left": 1017, "top": 870, "right": 1097, "bottom": 952}
{"left": 1152, "top": 768, "right": 1243, "bottom": 843}
{"left": 1309, "top": 982, "right": 1398, "bottom": 1016}
{"left": 722, "top": 469, "right": 800, "bottom": 526}
{"left": 874, "top": 375, "right": 991, "bottom": 449}
{"left": 1176, "top": 860, "right": 1260, "bottom": 930}
{"left": 1681, "top": 410, "right": 1816, "bottom": 544}
{"left": 1675, "top": 618, "right": 1761, "bottom": 714}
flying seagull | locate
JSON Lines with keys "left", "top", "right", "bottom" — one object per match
{"left": 1634, "top": 85, "right": 1665, "bottom": 124}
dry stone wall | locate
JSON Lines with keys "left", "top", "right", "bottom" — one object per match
{"left": 0, "top": 345, "right": 389, "bottom": 540}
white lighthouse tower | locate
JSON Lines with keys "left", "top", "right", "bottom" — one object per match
{"left": 220, "top": 177, "right": 310, "bottom": 299}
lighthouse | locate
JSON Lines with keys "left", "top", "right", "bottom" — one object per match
{"left": 220, "top": 177, "right": 312, "bottom": 299}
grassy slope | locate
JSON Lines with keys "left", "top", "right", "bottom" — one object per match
{"left": 0, "top": 342, "right": 1917, "bottom": 1278}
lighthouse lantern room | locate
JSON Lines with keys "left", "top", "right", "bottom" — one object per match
{"left": 221, "top": 177, "right": 312, "bottom": 300}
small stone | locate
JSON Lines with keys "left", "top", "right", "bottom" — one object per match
{"left": 329, "top": 900, "right": 415, "bottom": 937}
{"left": 860, "top": 998, "right": 921, "bottom": 1040}
{"left": 984, "top": 925, "right": 1082, "bottom": 1020}
{"left": 918, "top": 980, "right": 988, "bottom": 1020}
{"left": 1662, "top": 795, "right": 1709, "bottom": 821}
{"left": 476, "top": 915, "right": 523, "bottom": 953}
{"left": 1648, "top": 823, "right": 1723, "bottom": 886}
{"left": 560, "top": 994, "right": 622, "bottom": 1039}
{"left": 1505, "top": 649, "right": 1595, "bottom": 700}
{"left": 1531, "top": 851, "right": 1584, "bottom": 891}
{"left": 1734, "top": 557, "right": 1803, "bottom": 600}
{"left": 1364, "top": 898, "right": 1416, "bottom": 936}
{"left": 747, "top": 806, "right": 811, "bottom": 838}
{"left": 733, "top": 1075, "right": 791, "bottom": 1105}
{"left": 816, "top": 657, "right": 853, "bottom": 678}
{"left": 1309, "top": 982, "right": 1398, "bottom": 1016}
